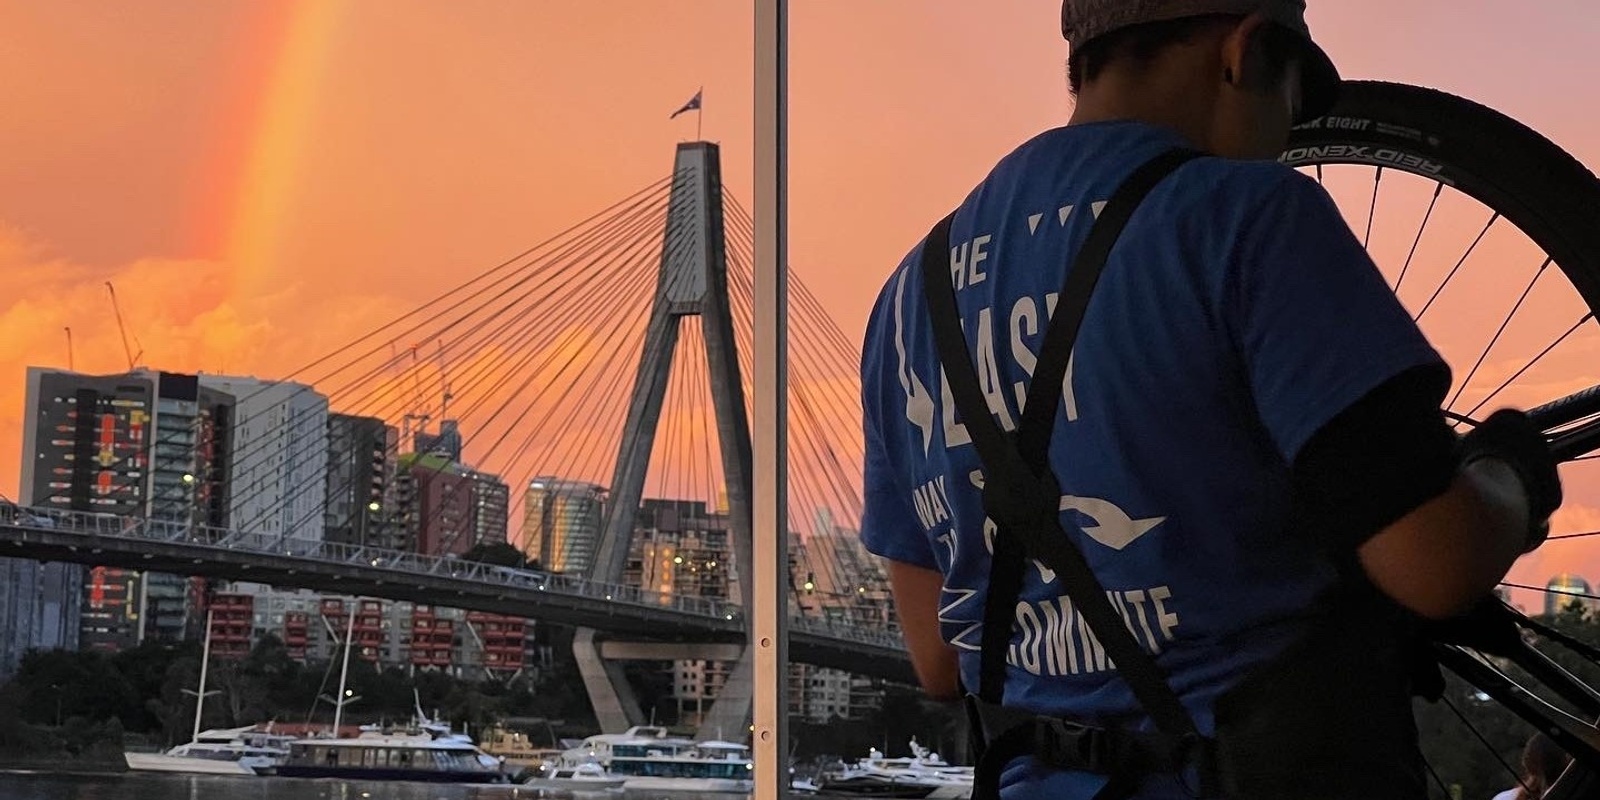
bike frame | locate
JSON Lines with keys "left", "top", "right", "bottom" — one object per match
{"left": 1436, "top": 386, "right": 1600, "bottom": 774}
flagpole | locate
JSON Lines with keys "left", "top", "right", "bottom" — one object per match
{"left": 697, "top": 105, "right": 704, "bottom": 141}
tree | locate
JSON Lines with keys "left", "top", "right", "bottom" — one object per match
{"left": 461, "top": 542, "right": 531, "bottom": 569}
{"left": 10, "top": 649, "right": 140, "bottom": 729}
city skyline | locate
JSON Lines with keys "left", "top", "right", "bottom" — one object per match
{"left": 4, "top": 2, "right": 1600, "bottom": 616}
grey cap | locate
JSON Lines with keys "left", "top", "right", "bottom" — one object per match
{"left": 1061, "top": 0, "right": 1339, "bottom": 122}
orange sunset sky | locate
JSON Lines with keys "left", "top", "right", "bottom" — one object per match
{"left": 3, "top": 1, "right": 1600, "bottom": 609}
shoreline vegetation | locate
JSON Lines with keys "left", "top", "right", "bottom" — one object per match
{"left": 7, "top": 598, "right": 1593, "bottom": 800}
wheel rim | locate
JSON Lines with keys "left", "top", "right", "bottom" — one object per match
{"left": 1284, "top": 82, "right": 1600, "bottom": 798}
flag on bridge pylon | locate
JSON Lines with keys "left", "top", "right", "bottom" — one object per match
{"left": 670, "top": 89, "right": 703, "bottom": 119}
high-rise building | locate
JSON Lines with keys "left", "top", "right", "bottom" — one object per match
{"left": 625, "top": 498, "right": 737, "bottom": 726}
{"left": 521, "top": 478, "right": 605, "bottom": 573}
{"left": 324, "top": 414, "right": 397, "bottom": 549}
{"left": 144, "top": 372, "right": 236, "bottom": 644}
{"left": 401, "top": 453, "right": 475, "bottom": 556}
{"left": 787, "top": 664, "right": 884, "bottom": 723}
{"left": 1545, "top": 573, "right": 1596, "bottom": 616}
{"left": 626, "top": 499, "right": 734, "bottom": 601}
{"left": 4, "top": 368, "right": 144, "bottom": 670}
{"left": 2, "top": 368, "right": 235, "bottom": 668}
{"left": 0, "top": 560, "right": 81, "bottom": 678}
{"left": 208, "top": 586, "right": 530, "bottom": 680}
{"left": 205, "top": 592, "right": 255, "bottom": 660}
{"left": 199, "top": 375, "right": 328, "bottom": 548}
{"left": 415, "top": 419, "right": 464, "bottom": 463}
{"left": 470, "top": 471, "right": 510, "bottom": 548}
{"left": 76, "top": 566, "right": 134, "bottom": 654}
{"left": 800, "top": 509, "right": 894, "bottom": 627}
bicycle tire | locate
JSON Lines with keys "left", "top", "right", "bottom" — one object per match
{"left": 1285, "top": 80, "right": 1600, "bottom": 800}
{"left": 1285, "top": 80, "right": 1600, "bottom": 306}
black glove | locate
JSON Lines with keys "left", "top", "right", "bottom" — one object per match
{"left": 1461, "top": 409, "right": 1561, "bottom": 552}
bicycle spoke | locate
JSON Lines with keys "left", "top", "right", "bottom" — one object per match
{"left": 1501, "top": 582, "right": 1600, "bottom": 603}
{"left": 1395, "top": 182, "right": 1444, "bottom": 295}
{"left": 1550, "top": 530, "right": 1600, "bottom": 541}
{"left": 1286, "top": 80, "right": 1600, "bottom": 798}
{"left": 1441, "top": 694, "right": 1530, "bottom": 789}
{"left": 1364, "top": 166, "right": 1383, "bottom": 249}
{"left": 1416, "top": 211, "right": 1500, "bottom": 323}
{"left": 1445, "top": 258, "right": 1554, "bottom": 413}
{"left": 1463, "top": 311, "right": 1596, "bottom": 421}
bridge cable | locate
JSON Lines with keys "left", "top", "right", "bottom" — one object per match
{"left": 243, "top": 182, "right": 675, "bottom": 544}
{"left": 312, "top": 203, "right": 683, "bottom": 552}
{"left": 401, "top": 186, "right": 706, "bottom": 551}
{"left": 492, "top": 186, "right": 713, "bottom": 547}
{"left": 33, "top": 177, "right": 675, "bottom": 520}
{"left": 236, "top": 186, "right": 676, "bottom": 542}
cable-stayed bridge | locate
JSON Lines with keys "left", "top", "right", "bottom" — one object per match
{"left": 0, "top": 141, "right": 911, "bottom": 737}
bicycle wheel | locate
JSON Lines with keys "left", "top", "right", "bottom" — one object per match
{"left": 1284, "top": 81, "right": 1600, "bottom": 799}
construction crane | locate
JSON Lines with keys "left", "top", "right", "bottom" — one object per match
{"left": 436, "top": 338, "right": 452, "bottom": 423}
{"left": 64, "top": 327, "right": 73, "bottom": 371}
{"left": 104, "top": 282, "right": 143, "bottom": 371}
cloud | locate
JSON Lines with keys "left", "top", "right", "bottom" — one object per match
{"left": 0, "top": 223, "right": 412, "bottom": 502}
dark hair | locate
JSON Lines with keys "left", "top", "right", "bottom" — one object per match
{"left": 1067, "top": 13, "right": 1297, "bottom": 95}
{"left": 1517, "top": 733, "right": 1572, "bottom": 800}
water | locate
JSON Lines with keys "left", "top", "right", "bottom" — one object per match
{"left": 0, "top": 771, "right": 753, "bottom": 800}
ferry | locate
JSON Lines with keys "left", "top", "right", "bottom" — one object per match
{"left": 276, "top": 721, "right": 509, "bottom": 784}
{"left": 556, "top": 725, "right": 755, "bottom": 792}
{"left": 478, "top": 721, "right": 564, "bottom": 777}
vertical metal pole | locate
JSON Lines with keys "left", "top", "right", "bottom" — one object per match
{"left": 190, "top": 607, "right": 214, "bottom": 743}
{"left": 754, "top": 1, "right": 789, "bottom": 798}
{"left": 333, "top": 599, "right": 357, "bottom": 734}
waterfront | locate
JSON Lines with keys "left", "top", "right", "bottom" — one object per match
{"left": 0, "top": 771, "right": 752, "bottom": 800}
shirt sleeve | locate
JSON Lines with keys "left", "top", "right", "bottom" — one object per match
{"left": 859, "top": 268, "right": 940, "bottom": 570}
{"left": 1229, "top": 169, "right": 1451, "bottom": 466}
{"left": 1291, "top": 364, "right": 1458, "bottom": 551}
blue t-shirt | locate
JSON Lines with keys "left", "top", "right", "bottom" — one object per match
{"left": 859, "top": 121, "right": 1446, "bottom": 798}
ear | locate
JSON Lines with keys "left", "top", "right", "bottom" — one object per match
{"left": 1219, "top": 13, "right": 1272, "bottom": 89}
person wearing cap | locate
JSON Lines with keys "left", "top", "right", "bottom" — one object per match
{"left": 858, "top": 3, "right": 1561, "bottom": 799}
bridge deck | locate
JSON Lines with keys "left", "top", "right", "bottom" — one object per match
{"left": 0, "top": 506, "right": 913, "bottom": 684}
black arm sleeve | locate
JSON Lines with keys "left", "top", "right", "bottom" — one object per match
{"left": 1290, "top": 363, "right": 1460, "bottom": 552}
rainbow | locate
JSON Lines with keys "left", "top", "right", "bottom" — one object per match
{"left": 190, "top": 1, "right": 346, "bottom": 305}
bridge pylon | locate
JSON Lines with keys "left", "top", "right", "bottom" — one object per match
{"left": 578, "top": 141, "right": 756, "bottom": 737}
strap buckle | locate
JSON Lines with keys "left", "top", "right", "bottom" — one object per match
{"left": 980, "top": 464, "right": 1061, "bottom": 532}
{"left": 1032, "top": 717, "right": 1121, "bottom": 773}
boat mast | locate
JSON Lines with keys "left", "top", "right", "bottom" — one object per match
{"left": 182, "top": 607, "right": 219, "bottom": 744}
{"left": 332, "top": 600, "right": 358, "bottom": 734}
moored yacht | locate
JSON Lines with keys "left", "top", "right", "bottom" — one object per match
{"left": 816, "top": 739, "right": 973, "bottom": 799}
{"left": 123, "top": 725, "right": 295, "bottom": 776}
{"left": 522, "top": 761, "right": 627, "bottom": 791}
{"left": 556, "top": 726, "right": 755, "bottom": 792}
{"left": 124, "top": 608, "right": 295, "bottom": 776}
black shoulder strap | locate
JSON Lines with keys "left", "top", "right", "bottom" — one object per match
{"left": 919, "top": 147, "right": 1202, "bottom": 738}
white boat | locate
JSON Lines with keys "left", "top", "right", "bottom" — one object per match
{"left": 522, "top": 761, "right": 626, "bottom": 791}
{"left": 123, "top": 726, "right": 293, "bottom": 776}
{"left": 276, "top": 724, "right": 509, "bottom": 784}
{"left": 556, "top": 725, "right": 755, "bottom": 792}
{"left": 816, "top": 739, "right": 973, "bottom": 799}
{"left": 124, "top": 609, "right": 294, "bottom": 776}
